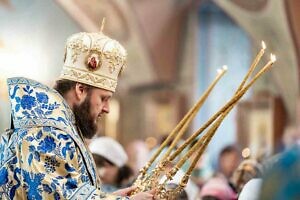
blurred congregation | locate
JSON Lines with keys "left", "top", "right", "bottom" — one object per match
{"left": 1, "top": 0, "right": 300, "bottom": 199}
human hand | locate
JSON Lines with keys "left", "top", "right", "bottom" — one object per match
{"left": 130, "top": 189, "right": 156, "bottom": 200}
{"left": 112, "top": 186, "right": 137, "bottom": 196}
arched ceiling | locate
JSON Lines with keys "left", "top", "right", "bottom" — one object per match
{"left": 214, "top": 0, "right": 299, "bottom": 122}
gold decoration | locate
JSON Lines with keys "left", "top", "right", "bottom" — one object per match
{"left": 131, "top": 42, "right": 276, "bottom": 199}
{"left": 59, "top": 22, "right": 127, "bottom": 92}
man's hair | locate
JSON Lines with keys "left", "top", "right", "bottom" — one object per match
{"left": 92, "top": 154, "right": 133, "bottom": 186}
{"left": 54, "top": 79, "right": 77, "bottom": 97}
{"left": 202, "top": 196, "right": 221, "bottom": 200}
{"left": 219, "top": 145, "right": 240, "bottom": 158}
{"left": 54, "top": 79, "right": 93, "bottom": 97}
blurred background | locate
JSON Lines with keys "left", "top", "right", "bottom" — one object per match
{"left": 0, "top": 0, "right": 299, "bottom": 170}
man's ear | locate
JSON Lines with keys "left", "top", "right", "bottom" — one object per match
{"left": 74, "top": 83, "right": 88, "bottom": 103}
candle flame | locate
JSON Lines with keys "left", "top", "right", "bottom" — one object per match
{"left": 262, "top": 41, "right": 266, "bottom": 50}
{"left": 217, "top": 65, "right": 228, "bottom": 74}
{"left": 217, "top": 68, "right": 222, "bottom": 74}
{"left": 270, "top": 54, "right": 276, "bottom": 62}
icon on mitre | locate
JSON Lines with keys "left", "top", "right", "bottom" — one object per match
{"left": 86, "top": 53, "right": 101, "bottom": 71}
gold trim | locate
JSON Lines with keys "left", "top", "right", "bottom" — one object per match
{"left": 63, "top": 65, "right": 118, "bottom": 81}
{"left": 60, "top": 68, "right": 117, "bottom": 92}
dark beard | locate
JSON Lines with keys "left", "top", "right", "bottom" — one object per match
{"left": 73, "top": 95, "right": 97, "bottom": 139}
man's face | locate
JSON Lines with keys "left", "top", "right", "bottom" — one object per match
{"left": 97, "top": 162, "right": 119, "bottom": 184}
{"left": 219, "top": 151, "right": 241, "bottom": 179}
{"left": 74, "top": 88, "right": 113, "bottom": 138}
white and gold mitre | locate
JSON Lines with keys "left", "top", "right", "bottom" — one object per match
{"left": 59, "top": 31, "right": 127, "bottom": 92}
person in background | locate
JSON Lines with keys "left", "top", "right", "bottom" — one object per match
{"left": 199, "top": 177, "right": 237, "bottom": 200}
{"left": 217, "top": 145, "right": 242, "bottom": 181}
{"left": 126, "top": 140, "right": 150, "bottom": 177}
{"left": 165, "top": 166, "right": 200, "bottom": 200}
{"left": 208, "top": 145, "right": 241, "bottom": 196}
{"left": 89, "top": 137, "right": 134, "bottom": 193}
{"left": 231, "top": 159, "right": 262, "bottom": 195}
{"left": 238, "top": 178, "right": 262, "bottom": 200}
{"left": 165, "top": 183, "right": 189, "bottom": 200}
{"left": 190, "top": 151, "right": 214, "bottom": 188}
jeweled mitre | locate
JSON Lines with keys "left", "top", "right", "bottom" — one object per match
{"left": 59, "top": 32, "right": 127, "bottom": 92}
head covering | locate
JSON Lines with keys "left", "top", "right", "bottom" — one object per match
{"left": 89, "top": 137, "right": 128, "bottom": 167}
{"left": 126, "top": 140, "right": 150, "bottom": 175}
{"left": 60, "top": 30, "right": 127, "bottom": 92}
{"left": 164, "top": 169, "right": 200, "bottom": 200}
{"left": 200, "top": 177, "right": 237, "bottom": 200}
{"left": 231, "top": 159, "right": 262, "bottom": 193}
{"left": 238, "top": 178, "right": 262, "bottom": 200}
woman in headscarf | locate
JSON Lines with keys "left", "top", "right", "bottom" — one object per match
{"left": 89, "top": 137, "right": 133, "bottom": 193}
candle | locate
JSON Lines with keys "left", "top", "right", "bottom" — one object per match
{"left": 180, "top": 54, "right": 276, "bottom": 178}
{"left": 168, "top": 54, "right": 276, "bottom": 162}
{"left": 160, "top": 66, "right": 227, "bottom": 161}
{"left": 151, "top": 53, "right": 276, "bottom": 197}
{"left": 173, "top": 54, "right": 276, "bottom": 179}
{"left": 185, "top": 106, "right": 232, "bottom": 176}
{"left": 133, "top": 66, "right": 228, "bottom": 192}
{"left": 249, "top": 54, "right": 276, "bottom": 83}
{"left": 143, "top": 67, "right": 227, "bottom": 171}
{"left": 237, "top": 41, "right": 266, "bottom": 92}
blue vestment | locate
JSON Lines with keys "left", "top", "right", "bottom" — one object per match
{"left": 0, "top": 77, "right": 128, "bottom": 199}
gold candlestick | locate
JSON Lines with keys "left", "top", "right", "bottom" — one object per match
{"left": 186, "top": 107, "right": 231, "bottom": 176}
{"left": 164, "top": 54, "right": 276, "bottom": 186}
{"left": 131, "top": 67, "right": 227, "bottom": 196}
{"left": 178, "top": 54, "right": 276, "bottom": 186}
{"left": 161, "top": 66, "right": 227, "bottom": 161}
{"left": 170, "top": 109, "right": 228, "bottom": 176}
{"left": 132, "top": 43, "right": 276, "bottom": 196}
{"left": 237, "top": 41, "right": 266, "bottom": 92}
{"left": 252, "top": 53, "right": 276, "bottom": 79}
{"left": 178, "top": 53, "right": 276, "bottom": 176}
{"left": 168, "top": 54, "right": 276, "bottom": 162}
{"left": 138, "top": 67, "right": 227, "bottom": 175}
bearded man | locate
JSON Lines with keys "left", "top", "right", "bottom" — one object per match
{"left": 0, "top": 30, "right": 154, "bottom": 200}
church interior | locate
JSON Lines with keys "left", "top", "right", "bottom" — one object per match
{"left": 0, "top": 0, "right": 300, "bottom": 198}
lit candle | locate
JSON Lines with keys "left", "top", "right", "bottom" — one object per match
{"left": 185, "top": 112, "right": 226, "bottom": 176}
{"left": 250, "top": 41, "right": 266, "bottom": 72}
{"left": 181, "top": 54, "right": 276, "bottom": 177}
{"left": 237, "top": 41, "right": 266, "bottom": 92}
{"left": 133, "top": 66, "right": 229, "bottom": 190}
{"left": 168, "top": 53, "right": 276, "bottom": 162}
{"left": 142, "top": 66, "right": 227, "bottom": 170}
{"left": 153, "top": 53, "right": 277, "bottom": 195}
{"left": 161, "top": 66, "right": 227, "bottom": 161}
{"left": 251, "top": 53, "right": 276, "bottom": 81}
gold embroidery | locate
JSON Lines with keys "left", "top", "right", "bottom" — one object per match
{"left": 60, "top": 32, "right": 126, "bottom": 92}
